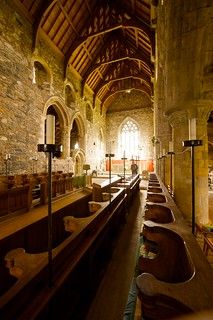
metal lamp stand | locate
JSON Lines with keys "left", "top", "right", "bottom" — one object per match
{"left": 121, "top": 155, "right": 127, "bottom": 186}
{"left": 38, "top": 143, "right": 62, "bottom": 287}
{"left": 182, "top": 139, "right": 202, "bottom": 234}
{"left": 167, "top": 151, "right": 175, "bottom": 197}
{"left": 105, "top": 153, "right": 114, "bottom": 205}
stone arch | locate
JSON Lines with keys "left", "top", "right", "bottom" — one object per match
{"left": 32, "top": 58, "right": 52, "bottom": 91}
{"left": 64, "top": 82, "right": 76, "bottom": 109}
{"left": 70, "top": 112, "right": 86, "bottom": 154}
{"left": 73, "top": 149, "right": 85, "bottom": 176}
{"left": 41, "top": 97, "right": 70, "bottom": 158}
{"left": 118, "top": 116, "right": 140, "bottom": 159}
{"left": 44, "top": 96, "right": 69, "bottom": 126}
{"left": 86, "top": 103, "right": 93, "bottom": 123}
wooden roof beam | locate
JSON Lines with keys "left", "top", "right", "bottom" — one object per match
{"left": 82, "top": 54, "right": 153, "bottom": 85}
{"left": 33, "top": 0, "right": 57, "bottom": 50}
{"left": 95, "top": 75, "right": 152, "bottom": 99}
{"left": 65, "top": 20, "right": 154, "bottom": 72}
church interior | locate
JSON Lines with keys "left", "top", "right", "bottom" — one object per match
{"left": 0, "top": 0, "right": 213, "bottom": 319}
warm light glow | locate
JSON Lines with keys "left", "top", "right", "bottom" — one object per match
{"left": 46, "top": 115, "right": 55, "bottom": 144}
{"left": 169, "top": 141, "right": 174, "bottom": 152}
{"left": 74, "top": 142, "right": 79, "bottom": 149}
{"left": 189, "top": 118, "right": 196, "bottom": 140}
{"left": 120, "top": 120, "right": 139, "bottom": 158}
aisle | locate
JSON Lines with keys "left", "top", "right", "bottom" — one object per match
{"left": 85, "top": 187, "right": 147, "bottom": 320}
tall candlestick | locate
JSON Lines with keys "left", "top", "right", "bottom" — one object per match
{"left": 169, "top": 141, "right": 174, "bottom": 153}
{"left": 189, "top": 118, "right": 196, "bottom": 140}
{"left": 46, "top": 115, "right": 55, "bottom": 144}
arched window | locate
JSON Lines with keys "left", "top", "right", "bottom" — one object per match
{"left": 46, "top": 105, "right": 62, "bottom": 158}
{"left": 120, "top": 119, "right": 139, "bottom": 158}
{"left": 65, "top": 85, "right": 75, "bottom": 108}
{"left": 86, "top": 103, "right": 93, "bottom": 123}
{"left": 70, "top": 120, "right": 80, "bottom": 151}
{"left": 33, "top": 61, "right": 50, "bottom": 90}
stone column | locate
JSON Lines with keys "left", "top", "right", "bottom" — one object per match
{"left": 193, "top": 106, "right": 210, "bottom": 224}
{"left": 61, "top": 125, "right": 70, "bottom": 159}
{"left": 169, "top": 110, "right": 191, "bottom": 220}
{"left": 169, "top": 106, "right": 211, "bottom": 225}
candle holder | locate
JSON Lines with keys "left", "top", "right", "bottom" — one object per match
{"left": 37, "top": 143, "right": 62, "bottom": 287}
{"left": 182, "top": 139, "right": 202, "bottom": 234}
{"left": 162, "top": 154, "right": 166, "bottom": 184}
{"left": 121, "top": 154, "right": 127, "bottom": 184}
{"left": 167, "top": 151, "right": 175, "bottom": 196}
{"left": 5, "top": 158, "right": 11, "bottom": 176}
{"left": 105, "top": 153, "right": 115, "bottom": 205}
{"left": 31, "top": 156, "right": 38, "bottom": 174}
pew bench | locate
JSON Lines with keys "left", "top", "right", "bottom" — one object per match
{"left": 136, "top": 175, "right": 213, "bottom": 319}
{"left": 203, "top": 234, "right": 213, "bottom": 257}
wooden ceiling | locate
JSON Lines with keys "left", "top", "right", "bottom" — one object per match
{"left": 13, "top": 0, "right": 155, "bottom": 113}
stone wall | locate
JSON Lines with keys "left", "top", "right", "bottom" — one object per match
{"left": 0, "top": 1, "right": 106, "bottom": 175}
{"left": 106, "top": 106, "right": 154, "bottom": 161}
{"left": 154, "top": 0, "right": 213, "bottom": 223}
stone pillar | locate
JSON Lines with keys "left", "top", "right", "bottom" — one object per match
{"left": 193, "top": 107, "right": 210, "bottom": 224}
{"left": 62, "top": 125, "right": 70, "bottom": 159}
{"left": 169, "top": 107, "right": 210, "bottom": 225}
{"left": 169, "top": 110, "right": 191, "bottom": 220}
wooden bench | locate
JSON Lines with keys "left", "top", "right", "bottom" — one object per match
{"left": 203, "top": 234, "right": 213, "bottom": 256}
{"left": 138, "top": 222, "right": 194, "bottom": 283}
{"left": 144, "top": 203, "right": 175, "bottom": 224}
{"left": 136, "top": 175, "right": 213, "bottom": 319}
{"left": 0, "top": 187, "right": 127, "bottom": 319}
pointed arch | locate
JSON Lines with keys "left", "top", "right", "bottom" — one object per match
{"left": 44, "top": 96, "right": 70, "bottom": 126}
{"left": 32, "top": 57, "right": 52, "bottom": 91}
{"left": 40, "top": 97, "right": 70, "bottom": 158}
{"left": 118, "top": 116, "right": 140, "bottom": 159}
{"left": 64, "top": 80, "right": 77, "bottom": 109}
{"left": 70, "top": 112, "right": 86, "bottom": 153}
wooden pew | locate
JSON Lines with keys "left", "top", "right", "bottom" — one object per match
{"left": 117, "top": 173, "right": 141, "bottom": 205}
{"left": 136, "top": 175, "right": 213, "bottom": 319}
{"left": 0, "top": 187, "right": 127, "bottom": 319}
{"left": 144, "top": 204, "right": 175, "bottom": 224}
{"left": 138, "top": 222, "right": 194, "bottom": 283}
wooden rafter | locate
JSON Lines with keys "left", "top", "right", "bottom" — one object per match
{"left": 83, "top": 55, "right": 152, "bottom": 85}
{"left": 33, "top": 0, "right": 57, "bottom": 49}
{"left": 14, "top": 0, "right": 154, "bottom": 113}
{"left": 95, "top": 75, "right": 152, "bottom": 99}
{"left": 64, "top": 4, "right": 154, "bottom": 71}
{"left": 101, "top": 86, "right": 151, "bottom": 114}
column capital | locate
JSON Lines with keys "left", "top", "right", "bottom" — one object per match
{"left": 167, "top": 109, "right": 188, "bottom": 128}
